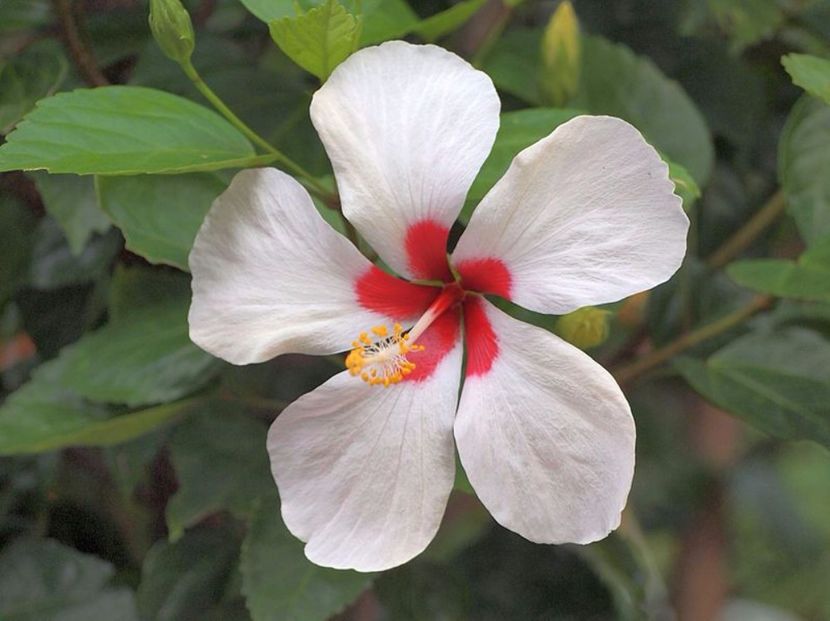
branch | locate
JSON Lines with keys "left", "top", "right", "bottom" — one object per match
{"left": 706, "top": 190, "right": 787, "bottom": 269}
{"left": 53, "top": 0, "right": 109, "bottom": 87}
{"left": 611, "top": 295, "right": 773, "bottom": 385}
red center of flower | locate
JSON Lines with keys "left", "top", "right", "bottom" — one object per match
{"left": 351, "top": 221, "right": 510, "bottom": 384}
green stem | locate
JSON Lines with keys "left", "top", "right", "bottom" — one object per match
{"left": 612, "top": 295, "right": 773, "bottom": 385}
{"left": 180, "top": 60, "right": 335, "bottom": 203}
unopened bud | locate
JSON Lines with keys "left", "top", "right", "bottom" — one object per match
{"left": 539, "top": 0, "right": 581, "bottom": 106}
{"left": 555, "top": 307, "right": 611, "bottom": 350}
{"left": 149, "top": 0, "right": 195, "bottom": 64}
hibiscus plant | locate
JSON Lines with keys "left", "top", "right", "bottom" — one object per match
{"left": 1, "top": 0, "right": 829, "bottom": 619}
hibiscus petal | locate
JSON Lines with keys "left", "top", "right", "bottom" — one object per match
{"left": 452, "top": 115, "right": 689, "bottom": 314}
{"left": 311, "top": 41, "right": 500, "bottom": 281}
{"left": 455, "top": 297, "right": 635, "bottom": 544}
{"left": 268, "top": 311, "right": 462, "bottom": 571}
{"left": 189, "top": 168, "right": 436, "bottom": 364}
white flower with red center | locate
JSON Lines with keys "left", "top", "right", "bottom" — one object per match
{"left": 188, "top": 41, "right": 688, "bottom": 572}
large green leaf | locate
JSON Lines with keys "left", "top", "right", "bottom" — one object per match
{"left": 484, "top": 30, "right": 714, "bottom": 183}
{"left": 482, "top": 28, "right": 541, "bottom": 105}
{"left": 30, "top": 172, "right": 110, "bottom": 255}
{"left": 0, "top": 0, "right": 50, "bottom": 32}
{"left": 463, "top": 108, "right": 581, "bottom": 221}
{"left": 0, "top": 355, "right": 199, "bottom": 455}
{"left": 108, "top": 264, "right": 192, "bottom": 322}
{"left": 572, "top": 36, "right": 714, "bottom": 184}
{"left": 464, "top": 108, "right": 699, "bottom": 222}
{"left": 708, "top": 0, "right": 784, "bottom": 52}
{"left": 676, "top": 327, "right": 830, "bottom": 447}
{"left": 779, "top": 96, "right": 830, "bottom": 245}
{"left": 26, "top": 218, "right": 120, "bottom": 289}
{"left": 53, "top": 299, "right": 220, "bottom": 407}
{"left": 782, "top": 53, "right": 830, "bottom": 105}
{"left": 96, "top": 173, "right": 226, "bottom": 271}
{"left": 166, "top": 411, "right": 273, "bottom": 541}
{"left": 728, "top": 235, "right": 830, "bottom": 302}
{"left": 578, "top": 532, "right": 672, "bottom": 621}
{"left": 0, "top": 42, "right": 67, "bottom": 134}
{"left": 240, "top": 493, "right": 374, "bottom": 621}
{"left": 240, "top": 0, "right": 417, "bottom": 44}
{"left": 0, "top": 194, "right": 37, "bottom": 306}
{"left": 0, "top": 86, "right": 258, "bottom": 175}
{"left": 269, "top": 0, "right": 360, "bottom": 80}
{"left": 0, "top": 539, "right": 139, "bottom": 621}
{"left": 412, "top": 0, "right": 485, "bottom": 42}
{"left": 138, "top": 528, "right": 240, "bottom": 621}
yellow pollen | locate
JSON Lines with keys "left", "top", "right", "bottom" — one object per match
{"left": 345, "top": 323, "right": 425, "bottom": 387}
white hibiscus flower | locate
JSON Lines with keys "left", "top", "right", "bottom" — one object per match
{"left": 188, "top": 41, "right": 688, "bottom": 572}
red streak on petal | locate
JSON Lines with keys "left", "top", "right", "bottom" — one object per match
{"left": 355, "top": 266, "right": 438, "bottom": 320}
{"left": 405, "top": 219, "right": 453, "bottom": 281}
{"left": 463, "top": 296, "right": 499, "bottom": 377}
{"left": 406, "top": 307, "right": 461, "bottom": 382}
{"left": 455, "top": 258, "right": 512, "bottom": 299}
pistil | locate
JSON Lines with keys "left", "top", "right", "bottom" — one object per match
{"left": 346, "top": 283, "right": 465, "bottom": 386}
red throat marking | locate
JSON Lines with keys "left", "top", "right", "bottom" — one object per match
{"left": 404, "top": 219, "right": 453, "bottom": 282}
{"left": 463, "top": 296, "right": 499, "bottom": 376}
{"left": 455, "top": 257, "right": 512, "bottom": 299}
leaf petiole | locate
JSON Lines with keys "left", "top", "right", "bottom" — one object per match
{"left": 179, "top": 59, "right": 336, "bottom": 204}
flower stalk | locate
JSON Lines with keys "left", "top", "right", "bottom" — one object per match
{"left": 612, "top": 294, "right": 774, "bottom": 385}
{"left": 706, "top": 190, "right": 787, "bottom": 268}
{"left": 179, "top": 60, "right": 335, "bottom": 203}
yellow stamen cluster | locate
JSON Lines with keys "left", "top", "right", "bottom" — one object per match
{"left": 345, "top": 323, "right": 424, "bottom": 387}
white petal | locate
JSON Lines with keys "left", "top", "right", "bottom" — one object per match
{"left": 268, "top": 320, "right": 463, "bottom": 572}
{"left": 452, "top": 115, "right": 689, "bottom": 314}
{"left": 311, "top": 41, "right": 500, "bottom": 280}
{"left": 455, "top": 297, "right": 635, "bottom": 544}
{"left": 188, "top": 168, "right": 435, "bottom": 365}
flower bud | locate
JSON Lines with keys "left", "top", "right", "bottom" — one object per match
{"left": 539, "top": 0, "right": 581, "bottom": 106}
{"left": 149, "top": 0, "right": 195, "bottom": 65}
{"left": 554, "top": 307, "right": 611, "bottom": 350}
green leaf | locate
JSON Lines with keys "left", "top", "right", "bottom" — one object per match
{"left": 0, "top": 86, "right": 257, "bottom": 175}
{"left": 0, "top": 538, "right": 139, "bottom": 621}
{"left": 0, "top": 194, "right": 37, "bottom": 306}
{"left": 0, "top": 355, "right": 199, "bottom": 455}
{"left": 358, "top": 0, "right": 419, "bottom": 43}
{"left": 481, "top": 28, "right": 541, "bottom": 105}
{"left": 53, "top": 299, "right": 220, "bottom": 407}
{"left": 779, "top": 95, "right": 830, "bottom": 245}
{"left": 29, "top": 173, "right": 110, "bottom": 255}
{"left": 676, "top": 327, "right": 830, "bottom": 448}
{"left": 27, "top": 219, "right": 120, "bottom": 289}
{"left": 240, "top": 0, "right": 417, "bottom": 45}
{"left": 138, "top": 528, "right": 239, "bottom": 621}
{"left": 728, "top": 236, "right": 830, "bottom": 302}
{"left": 0, "top": 0, "right": 51, "bottom": 32}
{"left": 108, "top": 264, "right": 192, "bottom": 322}
{"left": 578, "top": 532, "right": 672, "bottom": 621}
{"left": 0, "top": 42, "right": 68, "bottom": 134}
{"left": 572, "top": 35, "right": 714, "bottom": 184}
{"left": 240, "top": 493, "right": 374, "bottom": 621}
{"left": 166, "top": 411, "right": 273, "bottom": 542}
{"left": 96, "top": 173, "right": 226, "bottom": 270}
{"left": 412, "top": 0, "right": 485, "bottom": 42}
{"left": 464, "top": 108, "right": 581, "bottom": 220}
{"left": 484, "top": 31, "right": 715, "bottom": 183}
{"left": 464, "top": 108, "right": 700, "bottom": 222}
{"left": 708, "top": 0, "right": 784, "bottom": 52}
{"left": 269, "top": 0, "right": 360, "bottom": 80}
{"left": 666, "top": 159, "right": 701, "bottom": 211}
{"left": 783, "top": 53, "right": 830, "bottom": 105}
